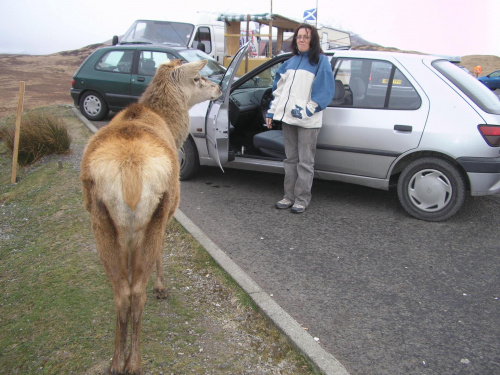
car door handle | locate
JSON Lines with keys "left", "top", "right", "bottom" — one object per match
{"left": 137, "top": 77, "right": 145, "bottom": 82}
{"left": 394, "top": 124, "right": 412, "bottom": 132}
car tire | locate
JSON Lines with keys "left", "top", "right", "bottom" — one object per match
{"left": 179, "top": 136, "right": 200, "bottom": 180}
{"left": 397, "top": 157, "right": 466, "bottom": 221}
{"left": 79, "top": 91, "right": 109, "bottom": 121}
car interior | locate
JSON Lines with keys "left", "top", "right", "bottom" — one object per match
{"left": 139, "top": 58, "right": 157, "bottom": 75}
{"left": 224, "top": 56, "right": 421, "bottom": 162}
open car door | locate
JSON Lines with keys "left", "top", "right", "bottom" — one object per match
{"left": 206, "top": 42, "right": 250, "bottom": 170}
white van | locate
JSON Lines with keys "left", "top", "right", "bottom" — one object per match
{"left": 115, "top": 13, "right": 225, "bottom": 63}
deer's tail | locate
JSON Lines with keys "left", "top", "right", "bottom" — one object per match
{"left": 121, "top": 157, "right": 142, "bottom": 211}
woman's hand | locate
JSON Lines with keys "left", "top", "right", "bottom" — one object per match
{"left": 265, "top": 117, "right": 273, "bottom": 129}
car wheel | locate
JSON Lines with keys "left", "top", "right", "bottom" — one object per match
{"left": 179, "top": 137, "right": 200, "bottom": 180}
{"left": 397, "top": 157, "right": 466, "bottom": 221}
{"left": 79, "top": 91, "right": 109, "bottom": 121}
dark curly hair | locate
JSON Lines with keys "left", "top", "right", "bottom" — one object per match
{"left": 290, "top": 23, "right": 323, "bottom": 65}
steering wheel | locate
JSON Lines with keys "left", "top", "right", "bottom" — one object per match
{"left": 260, "top": 88, "right": 274, "bottom": 125}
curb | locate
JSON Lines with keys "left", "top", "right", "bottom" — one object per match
{"left": 175, "top": 210, "right": 350, "bottom": 375}
{"left": 74, "top": 106, "right": 350, "bottom": 375}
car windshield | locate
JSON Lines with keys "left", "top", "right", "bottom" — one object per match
{"left": 178, "top": 50, "right": 227, "bottom": 80}
{"left": 432, "top": 60, "right": 500, "bottom": 115}
{"left": 120, "top": 20, "right": 194, "bottom": 46}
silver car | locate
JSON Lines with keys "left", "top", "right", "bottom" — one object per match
{"left": 182, "top": 44, "right": 500, "bottom": 221}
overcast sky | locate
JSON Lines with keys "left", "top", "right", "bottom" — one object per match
{"left": 0, "top": 0, "right": 498, "bottom": 57}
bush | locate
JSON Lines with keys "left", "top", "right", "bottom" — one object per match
{"left": 0, "top": 109, "right": 72, "bottom": 165}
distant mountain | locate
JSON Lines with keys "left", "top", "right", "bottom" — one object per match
{"left": 349, "top": 33, "right": 379, "bottom": 48}
{"left": 347, "top": 33, "right": 426, "bottom": 54}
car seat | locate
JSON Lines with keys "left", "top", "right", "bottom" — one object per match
{"left": 253, "top": 130, "right": 286, "bottom": 159}
{"left": 140, "top": 59, "right": 156, "bottom": 76}
{"left": 349, "top": 76, "right": 366, "bottom": 106}
{"left": 329, "top": 80, "right": 346, "bottom": 106}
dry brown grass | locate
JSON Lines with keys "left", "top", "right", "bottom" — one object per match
{"left": 1, "top": 108, "right": 71, "bottom": 165}
{"left": 0, "top": 44, "right": 104, "bottom": 118}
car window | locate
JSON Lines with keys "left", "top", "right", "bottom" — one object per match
{"left": 432, "top": 60, "right": 500, "bottom": 115}
{"left": 219, "top": 43, "right": 249, "bottom": 98}
{"left": 331, "top": 58, "right": 421, "bottom": 110}
{"left": 388, "top": 68, "right": 422, "bottom": 110}
{"left": 138, "top": 51, "right": 176, "bottom": 76}
{"left": 178, "top": 49, "right": 227, "bottom": 79}
{"left": 237, "top": 62, "right": 284, "bottom": 89}
{"left": 95, "top": 50, "right": 135, "bottom": 73}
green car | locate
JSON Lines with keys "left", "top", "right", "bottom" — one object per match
{"left": 70, "top": 44, "right": 226, "bottom": 120}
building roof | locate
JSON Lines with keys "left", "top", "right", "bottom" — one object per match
{"left": 217, "top": 13, "right": 302, "bottom": 33}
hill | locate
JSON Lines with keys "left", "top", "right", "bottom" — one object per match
{"left": 349, "top": 34, "right": 500, "bottom": 74}
{"left": 0, "top": 42, "right": 498, "bottom": 118}
{"left": 0, "top": 43, "right": 105, "bottom": 118}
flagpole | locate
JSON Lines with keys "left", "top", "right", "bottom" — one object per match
{"left": 316, "top": 0, "right": 318, "bottom": 28}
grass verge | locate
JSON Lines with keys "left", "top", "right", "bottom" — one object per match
{"left": 0, "top": 108, "right": 71, "bottom": 166}
{"left": 0, "top": 105, "right": 314, "bottom": 375}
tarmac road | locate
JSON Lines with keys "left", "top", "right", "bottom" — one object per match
{"left": 178, "top": 166, "right": 500, "bottom": 375}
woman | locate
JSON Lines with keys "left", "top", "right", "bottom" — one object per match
{"left": 266, "top": 24, "right": 335, "bottom": 214}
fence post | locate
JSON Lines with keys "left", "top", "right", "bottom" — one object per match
{"left": 11, "top": 81, "right": 25, "bottom": 184}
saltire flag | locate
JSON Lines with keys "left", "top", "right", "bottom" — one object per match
{"left": 303, "top": 8, "right": 317, "bottom": 22}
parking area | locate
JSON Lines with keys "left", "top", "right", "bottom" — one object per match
{"left": 178, "top": 166, "right": 500, "bottom": 375}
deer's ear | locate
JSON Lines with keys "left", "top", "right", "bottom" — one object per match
{"left": 177, "top": 60, "right": 207, "bottom": 78}
{"left": 154, "top": 60, "right": 180, "bottom": 81}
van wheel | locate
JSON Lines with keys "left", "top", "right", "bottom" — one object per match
{"left": 397, "top": 157, "right": 466, "bottom": 221}
{"left": 79, "top": 91, "right": 109, "bottom": 121}
{"left": 179, "top": 137, "right": 200, "bottom": 180}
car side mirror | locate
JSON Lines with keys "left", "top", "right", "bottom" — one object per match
{"left": 112, "top": 35, "right": 119, "bottom": 46}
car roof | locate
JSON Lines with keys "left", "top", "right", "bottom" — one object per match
{"left": 331, "top": 49, "right": 421, "bottom": 59}
{"left": 327, "top": 49, "right": 460, "bottom": 64}
{"left": 97, "top": 44, "right": 191, "bottom": 53}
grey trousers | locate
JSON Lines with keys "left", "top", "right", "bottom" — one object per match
{"left": 282, "top": 123, "right": 320, "bottom": 207}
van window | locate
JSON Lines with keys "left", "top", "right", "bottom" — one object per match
{"left": 121, "top": 20, "right": 194, "bottom": 46}
{"left": 331, "top": 58, "right": 421, "bottom": 110}
{"left": 193, "top": 27, "right": 212, "bottom": 54}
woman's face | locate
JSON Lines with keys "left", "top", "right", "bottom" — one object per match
{"left": 296, "top": 28, "right": 311, "bottom": 53}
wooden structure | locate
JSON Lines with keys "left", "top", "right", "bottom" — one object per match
{"left": 217, "top": 13, "right": 351, "bottom": 74}
{"left": 217, "top": 13, "right": 301, "bottom": 74}
{"left": 11, "top": 82, "right": 25, "bottom": 184}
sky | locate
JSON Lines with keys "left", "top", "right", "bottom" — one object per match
{"left": 0, "top": 0, "right": 498, "bottom": 57}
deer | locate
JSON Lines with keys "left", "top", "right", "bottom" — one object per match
{"left": 80, "top": 59, "right": 221, "bottom": 375}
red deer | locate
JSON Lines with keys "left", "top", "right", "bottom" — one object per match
{"left": 80, "top": 60, "right": 221, "bottom": 374}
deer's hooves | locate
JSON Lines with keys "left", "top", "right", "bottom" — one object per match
{"left": 154, "top": 287, "right": 168, "bottom": 299}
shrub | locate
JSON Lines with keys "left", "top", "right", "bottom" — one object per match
{"left": 0, "top": 109, "right": 72, "bottom": 165}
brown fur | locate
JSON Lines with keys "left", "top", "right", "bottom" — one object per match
{"left": 80, "top": 60, "right": 221, "bottom": 375}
